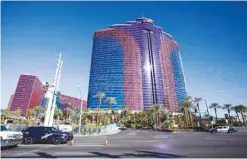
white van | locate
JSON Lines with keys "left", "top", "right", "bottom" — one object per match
{"left": 56, "top": 125, "right": 73, "bottom": 133}
{"left": 0, "top": 125, "right": 23, "bottom": 148}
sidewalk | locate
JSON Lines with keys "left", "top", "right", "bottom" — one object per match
{"left": 74, "top": 129, "right": 121, "bottom": 137}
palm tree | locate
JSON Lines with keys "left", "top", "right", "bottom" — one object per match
{"left": 180, "top": 99, "right": 193, "bottom": 128}
{"left": 209, "top": 103, "right": 221, "bottom": 123}
{"left": 106, "top": 97, "right": 117, "bottom": 110}
{"left": 26, "top": 109, "right": 35, "bottom": 120}
{"left": 234, "top": 105, "right": 247, "bottom": 126}
{"left": 152, "top": 104, "right": 163, "bottom": 129}
{"left": 222, "top": 104, "right": 232, "bottom": 123}
{"left": 96, "top": 92, "right": 106, "bottom": 110}
{"left": 121, "top": 107, "right": 132, "bottom": 126}
{"left": 232, "top": 106, "right": 241, "bottom": 124}
{"left": 34, "top": 105, "right": 44, "bottom": 119}
{"left": 55, "top": 106, "right": 63, "bottom": 124}
{"left": 193, "top": 97, "right": 202, "bottom": 126}
{"left": 63, "top": 107, "right": 73, "bottom": 121}
{"left": 106, "top": 97, "right": 117, "bottom": 122}
{"left": 1, "top": 109, "right": 11, "bottom": 120}
{"left": 14, "top": 108, "right": 22, "bottom": 118}
{"left": 95, "top": 92, "right": 106, "bottom": 125}
{"left": 144, "top": 108, "right": 155, "bottom": 128}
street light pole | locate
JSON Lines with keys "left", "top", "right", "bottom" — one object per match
{"left": 76, "top": 85, "right": 83, "bottom": 135}
{"left": 204, "top": 98, "right": 210, "bottom": 116}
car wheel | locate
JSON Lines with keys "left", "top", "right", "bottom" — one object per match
{"left": 52, "top": 137, "right": 61, "bottom": 145}
{"left": 24, "top": 137, "right": 33, "bottom": 145}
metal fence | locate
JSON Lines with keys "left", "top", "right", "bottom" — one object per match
{"left": 72, "top": 123, "right": 118, "bottom": 135}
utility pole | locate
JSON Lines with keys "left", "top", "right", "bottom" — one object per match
{"left": 77, "top": 85, "right": 83, "bottom": 135}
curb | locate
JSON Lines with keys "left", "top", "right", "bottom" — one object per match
{"left": 74, "top": 130, "right": 121, "bottom": 137}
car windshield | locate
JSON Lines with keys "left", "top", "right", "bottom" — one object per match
{"left": 0, "top": 125, "right": 8, "bottom": 131}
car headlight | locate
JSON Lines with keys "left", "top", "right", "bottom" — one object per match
{"left": 7, "top": 134, "right": 13, "bottom": 138}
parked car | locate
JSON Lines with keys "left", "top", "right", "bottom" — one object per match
{"left": 22, "top": 126, "right": 73, "bottom": 145}
{"left": 0, "top": 125, "right": 23, "bottom": 148}
{"left": 216, "top": 126, "right": 230, "bottom": 133}
{"left": 207, "top": 125, "right": 237, "bottom": 133}
{"left": 119, "top": 126, "right": 127, "bottom": 130}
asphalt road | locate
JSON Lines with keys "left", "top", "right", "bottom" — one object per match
{"left": 1, "top": 129, "right": 247, "bottom": 158}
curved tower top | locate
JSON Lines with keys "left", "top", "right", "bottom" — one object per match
{"left": 136, "top": 17, "right": 154, "bottom": 24}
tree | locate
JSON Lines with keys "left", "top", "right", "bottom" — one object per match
{"left": 222, "top": 104, "right": 232, "bottom": 123}
{"left": 2, "top": 108, "right": 11, "bottom": 120}
{"left": 95, "top": 92, "right": 106, "bottom": 125}
{"left": 234, "top": 105, "right": 247, "bottom": 126}
{"left": 152, "top": 104, "right": 163, "bottom": 129}
{"left": 144, "top": 108, "right": 155, "bottom": 128}
{"left": 209, "top": 103, "right": 221, "bottom": 123}
{"left": 180, "top": 98, "right": 194, "bottom": 128}
{"left": 96, "top": 92, "right": 106, "bottom": 110}
{"left": 106, "top": 97, "right": 117, "bottom": 122}
{"left": 121, "top": 107, "right": 132, "bottom": 126}
{"left": 55, "top": 106, "right": 63, "bottom": 124}
{"left": 106, "top": 97, "right": 117, "bottom": 110}
{"left": 34, "top": 105, "right": 44, "bottom": 119}
{"left": 26, "top": 109, "right": 35, "bottom": 120}
{"left": 63, "top": 107, "right": 73, "bottom": 121}
{"left": 14, "top": 108, "right": 22, "bottom": 118}
{"left": 193, "top": 97, "right": 202, "bottom": 126}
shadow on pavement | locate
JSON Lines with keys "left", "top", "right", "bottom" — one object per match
{"left": 1, "top": 151, "right": 185, "bottom": 158}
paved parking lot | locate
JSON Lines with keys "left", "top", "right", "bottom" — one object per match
{"left": 2, "top": 129, "right": 247, "bottom": 158}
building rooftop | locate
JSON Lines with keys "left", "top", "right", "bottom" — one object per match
{"left": 136, "top": 17, "right": 154, "bottom": 24}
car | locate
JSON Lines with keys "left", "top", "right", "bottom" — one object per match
{"left": 22, "top": 126, "right": 73, "bottom": 145}
{"left": 228, "top": 127, "right": 237, "bottom": 133}
{"left": 118, "top": 126, "right": 127, "bottom": 130}
{"left": 207, "top": 125, "right": 237, "bottom": 133}
{"left": 216, "top": 126, "right": 231, "bottom": 133}
{"left": 0, "top": 125, "right": 23, "bottom": 148}
{"left": 205, "top": 125, "right": 217, "bottom": 133}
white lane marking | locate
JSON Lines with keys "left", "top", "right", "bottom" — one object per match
{"left": 13, "top": 145, "right": 54, "bottom": 157}
{"left": 54, "top": 152, "right": 93, "bottom": 155}
{"left": 124, "top": 140, "right": 157, "bottom": 143}
{"left": 65, "top": 145, "right": 104, "bottom": 147}
{"left": 153, "top": 136, "right": 170, "bottom": 138}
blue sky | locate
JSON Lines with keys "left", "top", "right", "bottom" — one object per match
{"left": 1, "top": 1, "right": 247, "bottom": 117}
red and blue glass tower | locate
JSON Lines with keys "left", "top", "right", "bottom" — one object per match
{"left": 88, "top": 17, "right": 187, "bottom": 112}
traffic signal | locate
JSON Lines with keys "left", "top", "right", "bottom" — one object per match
{"left": 209, "top": 116, "right": 213, "bottom": 121}
{"left": 194, "top": 108, "right": 197, "bottom": 113}
{"left": 224, "top": 114, "right": 228, "bottom": 119}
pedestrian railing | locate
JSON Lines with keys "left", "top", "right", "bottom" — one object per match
{"left": 72, "top": 123, "right": 118, "bottom": 136}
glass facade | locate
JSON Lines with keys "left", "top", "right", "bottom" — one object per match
{"left": 88, "top": 37, "right": 124, "bottom": 110}
{"left": 171, "top": 51, "right": 187, "bottom": 104}
{"left": 88, "top": 18, "right": 187, "bottom": 111}
{"left": 10, "top": 74, "right": 44, "bottom": 115}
